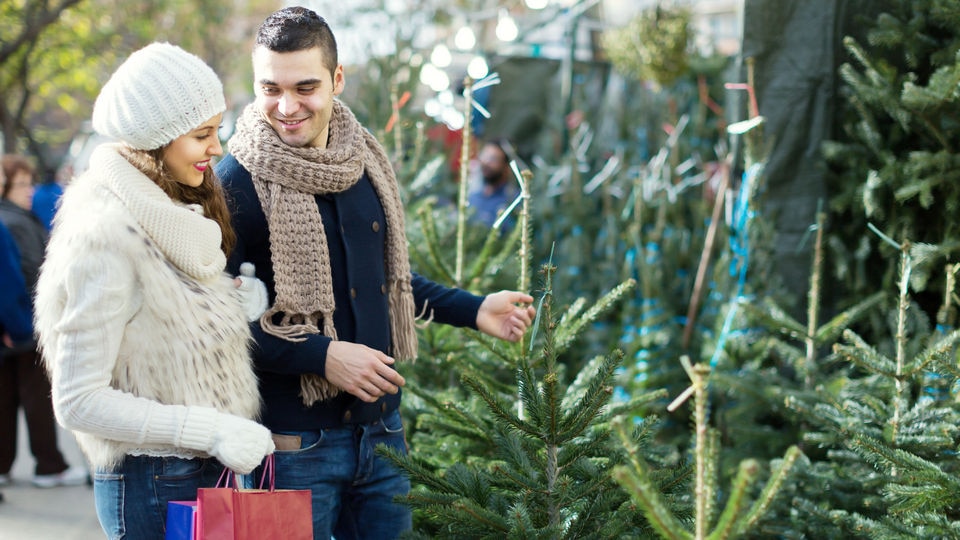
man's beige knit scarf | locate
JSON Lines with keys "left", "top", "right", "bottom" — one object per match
{"left": 229, "top": 101, "right": 417, "bottom": 406}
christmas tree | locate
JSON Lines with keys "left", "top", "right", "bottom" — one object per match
{"left": 823, "top": 0, "right": 960, "bottom": 327}
{"left": 782, "top": 235, "right": 960, "bottom": 537}
{"left": 383, "top": 258, "right": 681, "bottom": 538}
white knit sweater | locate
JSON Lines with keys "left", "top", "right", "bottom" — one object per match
{"left": 34, "top": 144, "right": 260, "bottom": 471}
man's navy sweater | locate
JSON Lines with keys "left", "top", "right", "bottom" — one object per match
{"left": 216, "top": 154, "right": 483, "bottom": 430}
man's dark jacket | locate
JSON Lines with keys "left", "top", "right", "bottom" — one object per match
{"left": 216, "top": 154, "right": 484, "bottom": 430}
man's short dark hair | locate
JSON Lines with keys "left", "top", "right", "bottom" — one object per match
{"left": 256, "top": 7, "right": 339, "bottom": 74}
{"left": 485, "top": 137, "right": 516, "bottom": 163}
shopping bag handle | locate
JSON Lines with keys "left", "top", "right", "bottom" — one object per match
{"left": 215, "top": 465, "right": 239, "bottom": 488}
{"left": 214, "top": 455, "right": 274, "bottom": 490}
{"left": 257, "top": 454, "right": 276, "bottom": 491}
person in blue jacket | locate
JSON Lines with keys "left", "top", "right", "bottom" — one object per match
{"left": 31, "top": 170, "right": 65, "bottom": 232}
{"left": 216, "top": 7, "right": 536, "bottom": 539}
{"left": 0, "top": 218, "right": 32, "bottom": 350}
{"left": 468, "top": 138, "right": 521, "bottom": 231}
{"left": 0, "top": 220, "right": 30, "bottom": 503}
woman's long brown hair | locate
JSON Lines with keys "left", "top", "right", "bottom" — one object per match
{"left": 119, "top": 146, "right": 236, "bottom": 257}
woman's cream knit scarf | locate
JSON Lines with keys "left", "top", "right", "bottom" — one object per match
{"left": 97, "top": 144, "right": 226, "bottom": 281}
{"left": 229, "top": 101, "right": 417, "bottom": 406}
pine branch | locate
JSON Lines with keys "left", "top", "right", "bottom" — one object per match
{"left": 903, "top": 60, "right": 960, "bottom": 150}
{"left": 814, "top": 292, "right": 887, "bottom": 343}
{"left": 404, "top": 385, "right": 492, "bottom": 441}
{"left": 465, "top": 223, "right": 521, "bottom": 287}
{"left": 561, "top": 354, "right": 608, "bottom": 411}
{"left": 736, "top": 446, "right": 805, "bottom": 535}
{"left": 543, "top": 370, "right": 564, "bottom": 446}
{"left": 488, "top": 436, "right": 543, "bottom": 494}
{"left": 852, "top": 434, "right": 960, "bottom": 490}
{"left": 897, "top": 154, "right": 960, "bottom": 206}
{"left": 461, "top": 372, "right": 537, "bottom": 439}
{"left": 790, "top": 497, "right": 882, "bottom": 538}
{"left": 910, "top": 327, "right": 960, "bottom": 373}
{"left": 377, "top": 444, "right": 460, "bottom": 495}
{"left": 554, "top": 279, "right": 637, "bottom": 354}
{"left": 464, "top": 223, "right": 515, "bottom": 287}
{"left": 603, "top": 390, "right": 670, "bottom": 421}
{"left": 737, "top": 297, "right": 808, "bottom": 340}
{"left": 515, "top": 358, "right": 548, "bottom": 432}
{"left": 706, "top": 459, "right": 757, "bottom": 540}
{"left": 703, "top": 427, "right": 720, "bottom": 536}
{"left": 613, "top": 416, "right": 693, "bottom": 540}
{"left": 415, "top": 202, "right": 456, "bottom": 284}
{"left": 556, "top": 297, "right": 587, "bottom": 330}
{"left": 893, "top": 401, "right": 959, "bottom": 450}
{"left": 555, "top": 352, "right": 622, "bottom": 443}
{"left": 401, "top": 491, "right": 462, "bottom": 510}
{"left": 446, "top": 498, "right": 511, "bottom": 535}
{"left": 459, "top": 328, "right": 521, "bottom": 368}
{"left": 833, "top": 329, "right": 897, "bottom": 376}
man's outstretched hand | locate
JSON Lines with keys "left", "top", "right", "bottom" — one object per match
{"left": 476, "top": 290, "right": 536, "bottom": 342}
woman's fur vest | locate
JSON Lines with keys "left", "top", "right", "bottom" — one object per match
{"left": 34, "top": 144, "right": 260, "bottom": 470}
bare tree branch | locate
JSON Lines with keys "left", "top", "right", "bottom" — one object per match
{"left": 0, "top": 0, "right": 83, "bottom": 65}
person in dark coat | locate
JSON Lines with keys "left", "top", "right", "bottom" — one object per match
{"left": 0, "top": 154, "right": 85, "bottom": 488}
{"left": 0, "top": 219, "right": 31, "bottom": 503}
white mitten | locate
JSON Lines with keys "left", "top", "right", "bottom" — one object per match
{"left": 209, "top": 413, "right": 275, "bottom": 474}
{"left": 236, "top": 262, "right": 269, "bottom": 322}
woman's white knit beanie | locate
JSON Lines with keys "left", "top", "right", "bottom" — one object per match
{"left": 92, "top": 42, "right": 226, "bottom": 150}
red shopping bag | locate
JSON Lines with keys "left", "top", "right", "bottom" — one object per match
{"left": 196, "top": 455, "right": 313, "bottom": 540}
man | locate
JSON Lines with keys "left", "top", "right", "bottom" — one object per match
{"left": 216, "top": 7, "right": 536, "bottom": 539}
{"left": 468, "top": 138, "right": 520, "bottom": 230}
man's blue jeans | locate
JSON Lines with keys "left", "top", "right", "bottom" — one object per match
{"left": 270, "top": 409, "right": 412, "bottom": 540}
{"left": 93, "top": 454, "right": 225, "bottom": 540}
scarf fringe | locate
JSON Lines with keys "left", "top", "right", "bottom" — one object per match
{"left": 300, "top": 374, "right": 338, "bottom": 405}
{"left": 258, "top": 308, "right": 322, "bottom": 342}
{"left": 258, "top": 308, "right": 343, "bottom": 406}
{"left": 390, "top": 283, "right": 418, "bottom": 361}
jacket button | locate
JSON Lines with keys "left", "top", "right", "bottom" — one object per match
{"left": 380, "top": 284, "right": 387, "bottom": 295}
{"left": 371, "top": 221, "right": 380, "bottom": 232}
{"left": 350, "top": 288, "right": 357, "bottom": 298}
{"left": 343, "top": 410, "right": 352, "bottom": 422}
{"left": 381, "top": 402, "right": 387, "bottom": 412}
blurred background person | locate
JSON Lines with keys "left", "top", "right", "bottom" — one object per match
{"left": 468, "top": 138, "right": 520, "bottom": 231}
{"left": 0, "top": 216, "right": 34, "bottom": 504}
{"left": 31, "top": 163, "right": 69, "bottom": 232}
{"left": 0, "top": 154, "right": 86, "bottom": 488}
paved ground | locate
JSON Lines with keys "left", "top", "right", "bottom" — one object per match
{"left": 0, "top": 413, "right": 102, "bottom": 540}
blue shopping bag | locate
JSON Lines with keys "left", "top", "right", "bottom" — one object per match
{"left": 165, "top": 500, "right": 198, "bottom": 540}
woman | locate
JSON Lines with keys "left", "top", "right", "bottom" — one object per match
{"left": 0, "top": 154, "right": 85, "bottom": 488}
{"left": 33, "top": 42, "right": 274, "bottom": 539}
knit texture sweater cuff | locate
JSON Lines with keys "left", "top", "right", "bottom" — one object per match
{"left": 176, "top": 406, "right": 220, "bottom": 452}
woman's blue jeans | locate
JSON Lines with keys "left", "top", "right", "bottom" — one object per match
{"left": 269, "top": 409, "right": 412, "bottom": 540}
{"left": 93, "top": 454, "right": 225, "bottom": 540}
